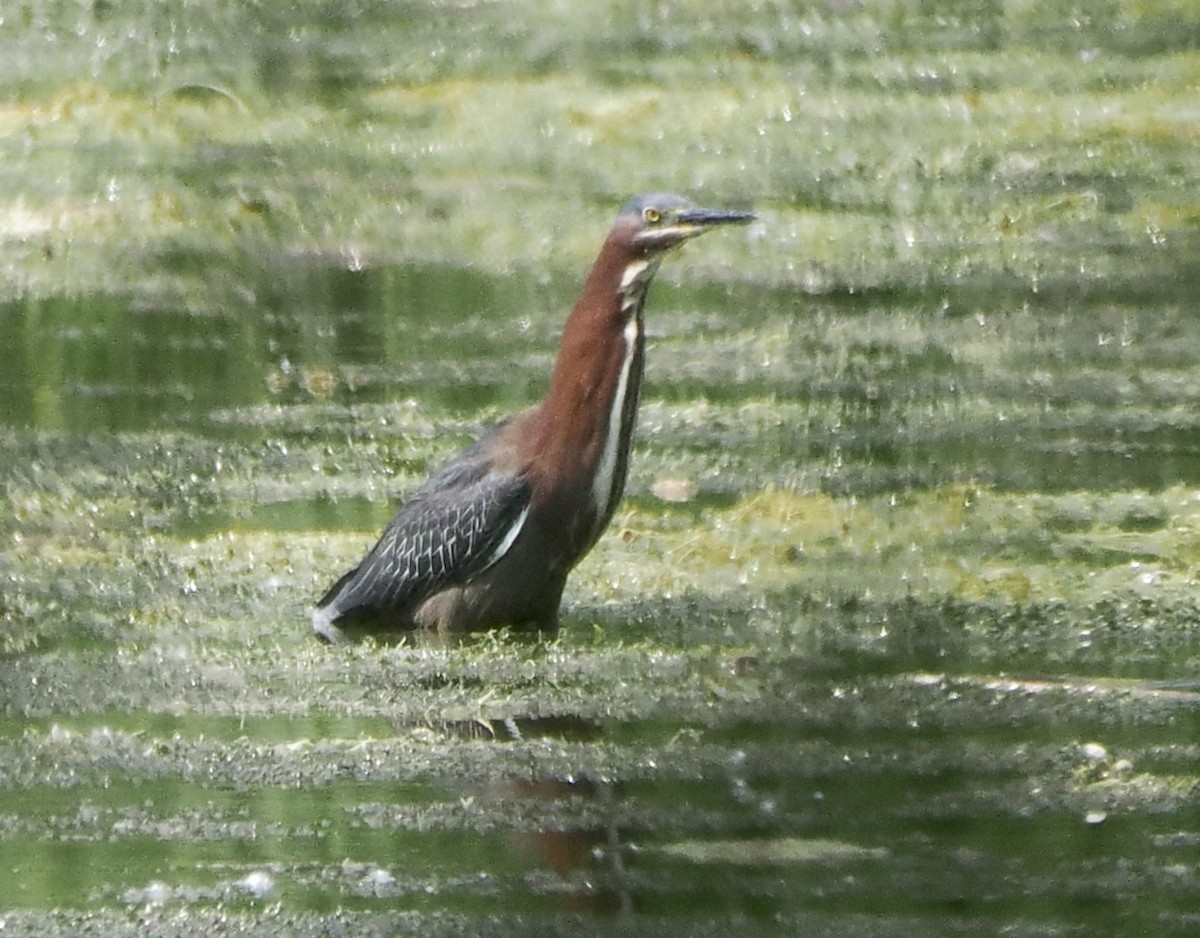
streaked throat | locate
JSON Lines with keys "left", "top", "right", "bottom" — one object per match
{"left": 590, "top": 257, "right": 658, "bottom": 533}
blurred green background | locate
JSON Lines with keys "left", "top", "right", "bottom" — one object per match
{"left": 2, "top": 2, "right": 1200, "bottom": 935}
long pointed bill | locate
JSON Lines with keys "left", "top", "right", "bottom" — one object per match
{"left": 677, "top": 207, "right": 757, "bottom": 228}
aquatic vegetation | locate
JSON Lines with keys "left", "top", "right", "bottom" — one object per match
{"left": 2, "top": 0, "right": 1200, "bottom": 934}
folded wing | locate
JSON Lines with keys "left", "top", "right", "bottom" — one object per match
{"left": 316, "top": 437, "right": 532, "bottom": 626}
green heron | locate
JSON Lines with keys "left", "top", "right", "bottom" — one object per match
{"left": 313, "top": 193, "right": 754, "bottom": 643}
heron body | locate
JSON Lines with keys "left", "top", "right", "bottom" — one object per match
{"left": 313, "top": 194, "right": 754, "bottom": 642}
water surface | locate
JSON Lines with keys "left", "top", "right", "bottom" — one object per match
{"left": 2, "top": 2, "right": 1200, "bottom": 936}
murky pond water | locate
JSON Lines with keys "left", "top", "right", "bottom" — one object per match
{"left": 3, "top": 2, "right": 1200, "bottom": 936}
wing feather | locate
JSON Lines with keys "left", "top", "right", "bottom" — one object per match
{"left": 316, "top": 435, "right": 532, "bottom": 623}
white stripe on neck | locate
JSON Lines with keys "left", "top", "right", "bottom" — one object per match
{"left": 591, "top": 315, "right": 640, "bottom": 521}
{"left": 619, "top": 258, "right": 651, "bottom": 292}
{"left": 619, "top": 257, "right": 660, "bottom": 314}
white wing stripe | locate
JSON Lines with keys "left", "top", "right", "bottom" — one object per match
{"left": 483, "top": 503, "right": 530, "bottom": 569}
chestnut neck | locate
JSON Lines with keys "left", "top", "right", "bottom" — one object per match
{"left": 529, "top": 232, "right": 660, "bottom": 544}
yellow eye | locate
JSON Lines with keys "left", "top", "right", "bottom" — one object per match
{"left": 642, "top": 207, "right": 661, "bottom": 224}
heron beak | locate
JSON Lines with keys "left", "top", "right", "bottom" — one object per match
{"left": 632, "top": 204, "right": 756, "bottom": 251}
{"left": 676, "top": 207, "right": 757, "bottom": 229}
{"left": 667, "top": 206, "right": 757, "bottom": 243}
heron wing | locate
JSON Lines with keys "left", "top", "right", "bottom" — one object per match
{"left": 316, "top": 442, "right": 532, "bottom": 621}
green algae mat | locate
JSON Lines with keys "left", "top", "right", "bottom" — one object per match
{"left": 2, "top": 2, "right": 1200, "bottom": 935}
